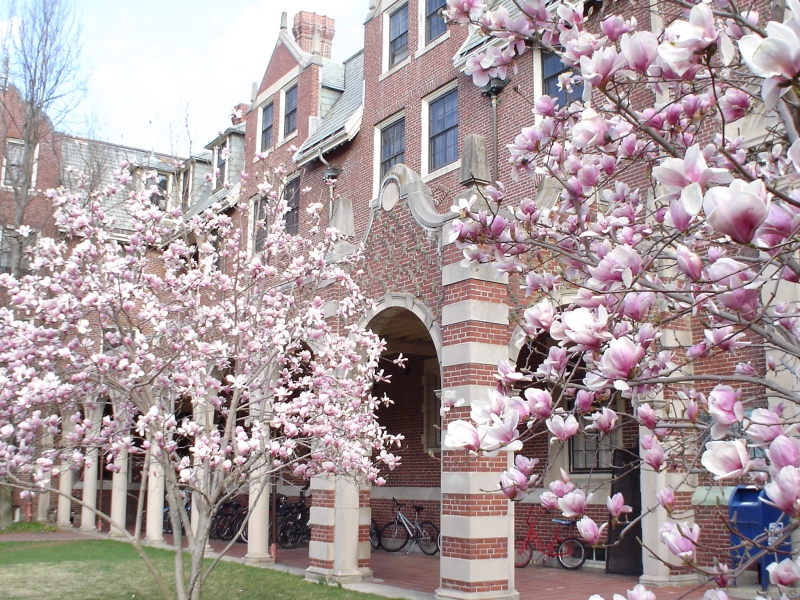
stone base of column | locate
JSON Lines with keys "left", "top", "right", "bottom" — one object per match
{"left": 435, "top": 588, "right": 519, "bottom": 600}
{"left": 638, "top": 573, "right": 699, "bottom": 588}
{"left": 244, "top": 552, "right": 275, "bottom": 565}
{"left": 108, "top": 530, "right": 127, "bottom": 538}
{"left": 305, "top": 565, "right": 368, "bottom": 585}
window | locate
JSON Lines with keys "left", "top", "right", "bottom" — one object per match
{"left": 425, "top": 0, "right": 447, "bottom": 44}
{"left": 3, "top": 140, "right": 24, "bottom": 187}
{"left": 0, "top": 226, "right": 37, "bottom": 273}
{"left": 216, "top": 142, "right": 227, "bottom": 190}
{"left": 284, "top": 178, "right": 300, "bottom": 235}
{"left": 261, "top": 103, "right": 274, "bottom": 151}
{"left": 389, "top": 5, "right": 409, "bottom": 68}
{"left": 423, "top": 358, "right": 442, "bottom": 451}
{"left": 380, "top": 119, "right": 405, "bottom": 179}
{"left": 146, "top": 172, "right": 169, "bottom": 209}
{"left": 284, "top": 86, "right": 298, "bottom": 137}
{"left": 429, "top": 89, "right": 458, "bottom": 172}
{"left": 254, "top": 195, "right": 269, "bottom": 253}
{"left": 542, "top": 51, "right": 580, "bottom": 108}
{"left": 180, "top": 167, "right": 192, "bottom": 212}
{"left": 570, "top": 429, "right": 614, "bottom": 472}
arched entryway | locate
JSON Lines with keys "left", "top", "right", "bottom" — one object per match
{"left": 366, "top": 301, "right": 443, "bottom": 593}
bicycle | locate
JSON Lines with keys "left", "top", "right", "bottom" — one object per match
{"left": 514, "top": 505, "right": 585, "bottom": 569}
{"left": 370, "top": 519, "right": 381, "bottom": 550}
{"left": 277, "top": 495, "right": 311, "bottom": 549}
{"left": 379, "top": 498, "right": 439, "bottom": 555}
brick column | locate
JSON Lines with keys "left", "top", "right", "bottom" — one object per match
{"left": 437, "top": 236, "right": 518, "bottom": 600}
{"left": 306, "top": 476, "right": 370, "bottom": 584}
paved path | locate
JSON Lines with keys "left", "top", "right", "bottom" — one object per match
{"left": 0, "top": 529, "right": 714, "bottom": 600}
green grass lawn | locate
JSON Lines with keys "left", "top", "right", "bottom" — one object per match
{"left": 0, "top": 539, "right": 385, "bottom": 600}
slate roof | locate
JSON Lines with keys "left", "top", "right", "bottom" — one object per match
{"left": 294, "top": 51, "right": 364, "bottom": 163}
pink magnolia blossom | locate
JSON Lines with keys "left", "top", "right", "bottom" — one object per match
{"left": 703, "top": 590, "right": 731, "bottom": 600}
{"left": 764, "top": 466, "right": 800, "bottom": 516}
{"left": 767, "top": 435, "right": 800, "bottom": 469}
{"left": 707, "top": 384, "right": 744, "bottom": 439}
{"left": 577, "top": 515, "right": 607, "bottom": 545}
{"left": 644, "top": 442, "right": 665, "bottom": 471}
{"left": 559, "top": 489, "right": 592, "bottom": 518}
{"left": 637, "top": 403, "right": 657, "bottom": 430}
{"left": 540, "top": 491, "right": 560, "bottom": 510}
{"left": 598, "top": 337, "right": 644, "bottom": 385}
{"left": 525, "top": 388, "right": 553, "bottom": 419}
{"left": 607, "top": 493, "right": 632, "bottom": 519}
{"left": 444, "top": 0, "right": 485, "bottom": 24}
{"left": 620, "top": 32, "right": 659, "bottom": 74}
{"left": 701, "top": 439, "right": 755, "bottom": 479}
{"left": 444, "top": 420, "right": 482, "bottom": 452}
{"left": 622, "top": 585, "right": 656, "bottom": 600}
{"left": 746, "top": 408, "right": 783, "bottom": 445}
{"left": 659, "top": 521, "right": 699, "bottom": 563}
{"left": 739, "top": 14, "right": 800, "bottom": 107}
{"left": 499, "top": 467, "right": 536, "bottom": 500}
{"left": 704, "top": 179, "right": 770, "bottom": 245}
{"left": 718, "top": 87, "right": 750, "bottom": 122}
{"left": 766, "top": 557, "right": 800, "bottom": 587}
{"left": 656, "top": 488, "right": 675, "bottom": 513}
{"left": 586, "top": 407, "right": 619, "bottom": 434}
{"left": 676, "top": 244, "right": 703, "bottom": 280}
{"left": 547, "top": 413, "right": 580, "bottom": 443}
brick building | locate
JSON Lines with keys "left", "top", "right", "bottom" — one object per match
{"left": 7, "top": 2, "right": 769, "bottom": 599}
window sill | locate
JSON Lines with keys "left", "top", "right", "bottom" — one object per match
{"left": 415, "top": 31, "right": 450, "bottom": 59}
{"left": 277, "top": 131, "right": 298, "bottom": 149}
{"left": 422, "top": 160, "right": 460, "bottom": 182}
{"left": 379, "top": 57, "right": 410, "bottom": 82}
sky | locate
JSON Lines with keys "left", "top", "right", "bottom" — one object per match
{"left": 71, "top": 0, "right": 367, "bottom": 157}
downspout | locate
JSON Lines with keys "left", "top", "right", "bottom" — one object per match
{"left": 483, "top": 78, "right": 509, "bottom": 184}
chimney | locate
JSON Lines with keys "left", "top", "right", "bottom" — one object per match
{"left": 231, "top": 102, "right": 249, "bottom": 126}
{"left": 292, "top": 12, "right": 335, "bottom": 58}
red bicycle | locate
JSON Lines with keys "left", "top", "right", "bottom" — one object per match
{"left": 514, "top": 505, "right": 586, "bottom": 570}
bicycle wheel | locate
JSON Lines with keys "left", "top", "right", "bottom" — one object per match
{"left": 370, "top": 519, "right": 381, "bottom": 550}
{"left": 278, "top": 521, "right": 303, "bottom": 549}
{"left": 557, "top": 538, "right": 586, "bottom": 570}
{"left": 380, "top": 519, "right": 409, "bottom": 552}
{"left": 218, "top": 514, "right": 237, "bottom": 541}
{"left": 417, "top": 521, "right": 439, "bottom": 555}
{"left": 514, "top": 539, "right": 533, "bottom": 568}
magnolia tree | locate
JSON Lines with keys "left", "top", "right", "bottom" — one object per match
{"left": 0, "top": 161, "right": 399, "bottom": 600}
{"left": 442, "top": 0, "right": 800, "bottom": 598}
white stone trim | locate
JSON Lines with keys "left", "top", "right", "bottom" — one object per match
{"left": 440, "top": 556, "right": 512, "bottom": 582}
{"left": 442, "top": 300, "right": 508, "bottom": 326}
{"left": 443, "top": 384, "right": 490, "bottom": 408}
{"left": 310, "top": 506, "right": 336, "bottom": 526}
{"left": 359, "top": 292, "right": 443, "bottom": 361}
{"left": 253, "top": 67, "right": 301, "bottom": 110}
{"left": 309, "top": 540, "right": 334, "bottom": 561}
{"left": 442, "top": 262, "right": 508, "bottom": 285}
{"left": 441, "top": 471, "right": 503, "bottom": 495}
{"left": 442, "top": 342, "right": 507, "bottom": 367}
{"left": 441, "top": 515, "right": 510, "bottom": 539}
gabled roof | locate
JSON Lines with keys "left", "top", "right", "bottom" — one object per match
{"left": 294, "top": 51, "right": 364, "bottom": 165}
{"left": 205, "top": 121, "right": 246, "bottom": 150}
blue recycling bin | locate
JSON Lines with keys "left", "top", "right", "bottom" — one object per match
{"left": 729, "top": 486, "right": 791, "bottom": 590}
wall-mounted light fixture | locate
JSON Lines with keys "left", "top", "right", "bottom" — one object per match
{"left": 323, "top": 166, "right": 342, "bottom": 186}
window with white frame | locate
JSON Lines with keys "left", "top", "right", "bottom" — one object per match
{"left": 3, "top": 140, "right": 24, "bottom": 187}
{"left": 0, "top": 226, "right": 37, "bottom": 273}
{"left": 425, "top": 0, "right": 447, "bottom": 45}
{"left": 429, "top": 88, "right": 458, "bottom": 172}
{"left": 389, "top": 4, "right": 409, "bottom": 68}
{"left": 283, "top": 177, "right": 300, "bottom": 235}
{"left": 284, "top": 86, "right": 298, "bottom": 137}
{"left": 380, "top": 118, "right": 405, "bottom": 179}
{"left": 254, "top": 194, "right": 269, "bottom": 253}
{"left": 215, "top": 141, "right": 227, "bottom": 190}
{"left": 261, "top": 103, "right": 274, "bottom": 151}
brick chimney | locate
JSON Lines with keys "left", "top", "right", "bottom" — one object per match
{"left": 292, "top": 12, "right": 335, "bottom": 58}
{"left": 231, "top": 102, "right": 249, "bottom": 126}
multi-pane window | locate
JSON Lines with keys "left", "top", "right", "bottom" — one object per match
{"left": 216, "top": 143, "right": 227, "bottom": 190}
{"left": 425, "top": 0, "right": 447, "bottom": 44}
{"left": 284, "top": 178, "right": 300, "bottom": 235}
{"left": 180, "top": 167, "right": 191, "bottom": 212}
{"left": 389, "top": 5, "right": 409, "bottom": 68}
{"left": 261, "top": 103, "right": 274, "bottom": 151}
{"left": 380, "top": 119, "right": 405, "bottom": 179}
{"left": 0, "top": 226, "right": 36, "bottom": 273}
{"left": 3, "top": 140, "right": 24, "bottom": 187}
{"left": 542, "top": 51, "right": 580, "bottom": 108}
{"left": 284, "top": 86, "right": 298, "bottom": 137}
{"left": 254, "top": 195, "right": 269, "bottom": 253}
{"left": 429, "top": 89, "right": 458, "bottom": 171}
{"left": 570, "top": 430, "right": 614, "bottom": 472}
{"left": 147, "top": 172, "right": 169, "bottom": 209}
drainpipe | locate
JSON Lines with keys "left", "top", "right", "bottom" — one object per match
{"left": 482, "top": 77, "right": 509, "bottom": 184}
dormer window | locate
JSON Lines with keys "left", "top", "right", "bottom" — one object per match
{"left": 146, "top": 171, "right": 169, "bottom": 210}
{"left": 215, "top": 141, "right": 227, "bottom": 190}
{"left": 389, "top": 5, "right": 409, "bottom": 68}
{"left": 284, "top": 86, "right": 298, "bottom": 137}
